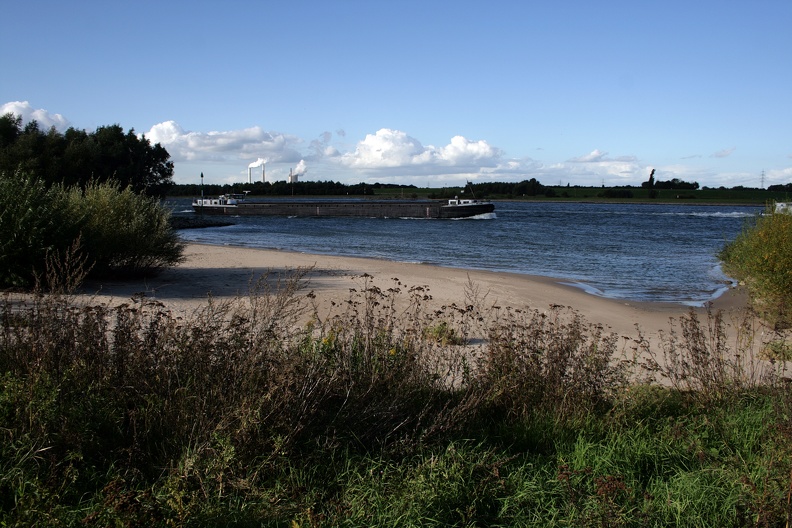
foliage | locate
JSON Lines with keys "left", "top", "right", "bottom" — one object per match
{"left": 599, "top": 188, "right": 634, "bottom": 199}
{"left": 654, "top": 178, "right": 700, "bottom": 190}
{"left": 0, "top": 173, "right": 183, "bottom": 289}
{"left": 721, "top": 207, "right": 792, "bottom": 327}
{"left": 482, "top": 305, "right": 630, "bottom": 420}
{"left": 1, "top": 274, "right": 790, "bottom": 525}
{"left": 767, "top": 182, "right": 792, "bottom": 193}
{"left": 65, "top": 181, "right": 184, "bottom": 277}
{"left": 0, "top": 173, "right": 77, "bottom": 288}
{"left": 0, "top": 113, "right": 174, "bottom": 196}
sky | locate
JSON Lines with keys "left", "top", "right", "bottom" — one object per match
{"left": 2, "top": 0, "right": 791, "bottom": 188}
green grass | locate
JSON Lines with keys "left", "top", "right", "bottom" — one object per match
{"left": 1, "top": 277, "right": 791, "bottom": 526}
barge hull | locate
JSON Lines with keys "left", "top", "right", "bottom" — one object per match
{"left": 192, "top": 201, "right": 494, "bottom": 219}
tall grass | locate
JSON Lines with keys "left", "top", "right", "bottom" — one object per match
{"left": 1, "top": 274, "right": 791, "bottom": 526}
{"left": 721, "top": 206, "right": 792, "bottom": 328}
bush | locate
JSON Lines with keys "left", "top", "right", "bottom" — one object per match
{"left": 0, "top": 173, "right": 184, "bottom": 289}
{"left": 65, "top": 181, "right": 184, "bottom": 277}
{"left": 0, "top": 173, "right": 78, "bottom": 288}
{"left": 721, "top": 207, "right": 792, "bottom": 327}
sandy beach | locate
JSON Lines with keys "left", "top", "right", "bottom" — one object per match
{"left": 75, "top": 242, "right": 751, "bottom": 352}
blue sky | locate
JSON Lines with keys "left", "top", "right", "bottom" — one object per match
{"left": 2, "top": 1, "right": 790, "bottom": 188}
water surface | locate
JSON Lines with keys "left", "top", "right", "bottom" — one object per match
{"left": 168, "top": 199, "right": 759, "bottom": 306}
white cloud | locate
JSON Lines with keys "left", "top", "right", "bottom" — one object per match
{"left": 145, "top": 121, "right": 303, "bottom": 163}
{"left": 768, "top": 167, "right": 792, "bottom": 186}
{"left": 340, "top": 129, "right": 424, "bottom": 168}
{"left": 439, "top": 136, "right": 502, "bottom": 165}
{"left": 551, "top": 149, "right": 648, "bottom": 186}
{"left": 338, "top": 128, "right": 502, "bottom": 171}
{"left": 0, "top": 101, "right": 70, "bottom": 131}
{"left": 310, "top": 131, "right": 341, "bottom": 158}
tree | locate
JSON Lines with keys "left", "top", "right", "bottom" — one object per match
{"left": 0, "top": 113, "right": 22, "bottom": 148}
{"left": 0, "top": 116, "right": 174, "bottom": 197}
{"left": 641, "top": 169, "right": 655, "bottom": 189}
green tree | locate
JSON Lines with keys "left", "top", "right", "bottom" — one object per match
{"left": 0, "top": 114, "right": 174, "bottom": 197}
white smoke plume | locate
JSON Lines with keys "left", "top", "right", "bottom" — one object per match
{"left": 248, "top": 157, "right": 268, "bottom": 168}
{"left": 294, "top": 159, "right": 307, "bottom": 175}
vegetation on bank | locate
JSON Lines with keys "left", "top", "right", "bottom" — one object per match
{"left": 0, "top": 173, "right": 183, "bottom": 289}
{"left": 1, "top": 274, "right": 790, "bottom": 526}
{"left": 721, "top": 206, "right": 792, "bottom": 329}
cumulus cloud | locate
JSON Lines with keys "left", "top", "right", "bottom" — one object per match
{"left": 711, "top": 146, "right": 736, "bottom": 158}
{"left": 145, "top": 121, "right": 303, "bottom": 163}
{"left": 338, "top": 128, "right": 502, "bottom": 172}
{"left": 0, "top": 101, "right": 70, "bottom": 131}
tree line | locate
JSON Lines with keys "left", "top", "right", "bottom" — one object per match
{"left": 0, "top": 113, "right": 174, "bottom": 196}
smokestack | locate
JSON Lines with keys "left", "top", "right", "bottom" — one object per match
{"left": 248, "top": 157, "right": 268, "bottom": 183}
{"left": 262, "top": 164, "right": 265, "bottom": 182}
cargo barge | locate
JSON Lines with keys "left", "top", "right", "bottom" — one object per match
{"left": 192, "top": 194, "right": 495, "bottom": 219}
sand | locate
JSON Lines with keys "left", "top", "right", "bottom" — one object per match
{"left": 73, "top": 243, "right": 751, "bottom": 353}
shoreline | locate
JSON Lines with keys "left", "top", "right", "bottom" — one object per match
{"left": 73, "top": 242, "right": 750, "bottom": 350}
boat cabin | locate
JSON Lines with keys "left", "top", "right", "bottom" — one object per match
{"left": 193, "top": 193, "right": 248, "bottom": 207}
{"left": 447, "top": 197, "right": 479, "bottom": 206}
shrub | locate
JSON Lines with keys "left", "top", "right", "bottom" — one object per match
{"left": 65, "top": 181, "right": 184, "bottom": 277}
{"left": 0, "top": 173, "right": 78, "bottom": 288}
{"left": 638, "top": 308, "right": 772, "bottom": 405}
{"left": 481, "top": 305, "right": 629, "bottom": 420}
{"left": 720, "top": 207, "right": 792, "bottom": 327}
{"left": 0, "top": 173, "right": 184, "bottom": 289}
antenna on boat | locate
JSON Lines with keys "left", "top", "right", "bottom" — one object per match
{"left": 466, "top": 180, "right": 477, "bottom": 199}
